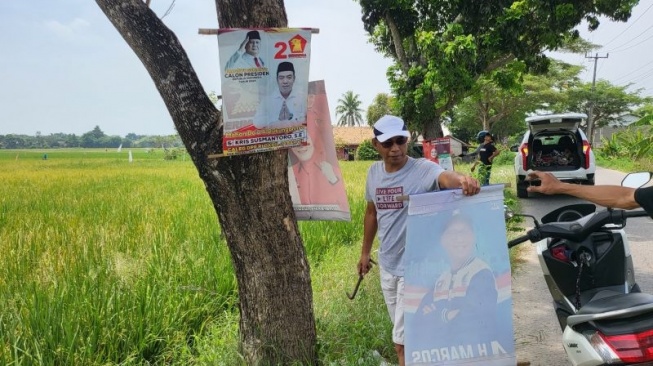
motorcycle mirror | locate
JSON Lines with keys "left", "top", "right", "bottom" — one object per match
{"left": 621, "top": 172, "right": 652, "bottom": 188}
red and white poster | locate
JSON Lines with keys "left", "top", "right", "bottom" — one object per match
{"left": 288, "top": 80, "right": 351, "bottom": 221}
{"left": 424, "top": 137, "right": 454, "bottom": 171}
{"left": 218, "top": 28, "right": 312, "bottom": 155}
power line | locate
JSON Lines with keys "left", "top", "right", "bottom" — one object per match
{"left": 613, "top": 62, "right": 653, "bottom": 83}
{"left": 619, "top": 67, "right": 653, "bottom": 89}
{"left": 607, "top": 22, "right": 653, "bottom": 53}
{"left": 602, "top": 3, "right": 653, "bottom": 48}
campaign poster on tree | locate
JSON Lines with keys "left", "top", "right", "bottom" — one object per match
{"left": 217, "top": 28, "right": 312, "bottom": 155}
{"left": 403, "top": 185, "right": 516, "bottom": 366}
{"left": 288, "top": 80, "right": 351, "bottom": 221}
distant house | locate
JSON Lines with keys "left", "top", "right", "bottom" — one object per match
{"left": 331, "top": 126, "right": 373, "bottom": 160}
{"left": 330, "top": 125, "right": 470, "bottom": 161}
{"left": 592, "top": 114, "right": 639, "bottom": 147}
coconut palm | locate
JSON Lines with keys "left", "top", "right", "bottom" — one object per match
{"left": 335, "top": 91, "right": 364, "bottom": 126}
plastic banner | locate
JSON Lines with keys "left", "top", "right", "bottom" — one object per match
{"left": 288, "top": 80, "right": 351, "bottom": 221}
{"left": 218, "top": 28, "right": 312, "bottom": 155}
{"left": 404, "top": 185, "right": 515, "bottom": 365}
{"left": 424, "top": 138, "right": 454, "bottom": 171}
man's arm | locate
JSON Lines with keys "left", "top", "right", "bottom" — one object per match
{"left": 224, "top": 36, "right": 249, "bottom": 70}
{"left": 358, "top": 201, "right": 378, "bottom": 276}
{"left": 437, "top": 170, "right": 481, "bottom": 196}
{"left": 527, "top": 171, "right": 639, "bottom": 209}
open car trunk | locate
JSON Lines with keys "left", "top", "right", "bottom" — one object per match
{"left": 528, "top": 132, "right": 582, "bottom": 171}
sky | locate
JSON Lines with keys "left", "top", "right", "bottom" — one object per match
{"left": 1, "top": 1, "right": 652, "bottom": 137}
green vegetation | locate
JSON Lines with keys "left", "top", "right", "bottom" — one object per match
{"left": 335, "top": 91, "right": 365, "bottom": 127}
{"left": 355, "top": 139, "right": 381, "bottom": 161}
{"left": 0, "top": 126, "right": 183, "bottom": 150}
{"left": 0, "top": 149, "right": 523, "bottom": 365}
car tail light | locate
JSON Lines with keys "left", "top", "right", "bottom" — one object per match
{"left": 520, "top": 143, "right": 529, "bottom": 170}
{"left": 599, "top": 329, "right": 653, "bottom": 363}
{"left": 582, "top": 140, "right": 591, "bottom": 169}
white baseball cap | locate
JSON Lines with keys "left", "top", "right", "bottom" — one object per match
{"left": 373, "top": 115, "right": 410, "bottom": 143}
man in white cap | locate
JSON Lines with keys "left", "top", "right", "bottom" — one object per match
{"left": 357, "top": 115, "right": 480, "bottom": 366}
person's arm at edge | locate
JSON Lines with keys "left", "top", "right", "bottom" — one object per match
{"left": 437, "top": 170, "right": 481, "bottom": 196}
{"left": 527, "top": 171, "right": 639, "bottom": 209}
{"left": 358, "top": 201, "right": 377, "bottom": 276}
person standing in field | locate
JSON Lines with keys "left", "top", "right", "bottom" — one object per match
{"left": 471, "top": 132, "right": 500, "bottom": 186}
{"left": 357, "top": 115, "right": 480, "bottom": 366}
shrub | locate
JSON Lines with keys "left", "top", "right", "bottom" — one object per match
{"left": 492, "top": 146, "right": 515, "bottom": 166}
{"left": 356, "top": 139, "right": 380, "bottom": 161}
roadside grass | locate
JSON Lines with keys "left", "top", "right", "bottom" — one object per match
{"left": 596, "top": 154, "right": 653, "bottom": 173}
{"left": 0, "top": 150, "right": 520, "bottom": 365}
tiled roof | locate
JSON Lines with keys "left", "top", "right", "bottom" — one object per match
{"left": 331, "top": 126, "right": 373, "bottom": 145}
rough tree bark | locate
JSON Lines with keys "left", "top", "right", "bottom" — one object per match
{"left": 95, "top": 0, "right": 318, "bottom": 364}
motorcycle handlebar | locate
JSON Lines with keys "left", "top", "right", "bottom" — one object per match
{"left": 508, "top": 233, "right": 533, "bottom": 248}
{"left": 625, "top": 210, "right": 650, "bottom": 219}
{"left": 507, "top": 208, "right": 649, "bottom": 248}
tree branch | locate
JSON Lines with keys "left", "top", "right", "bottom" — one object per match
{"left": 384, "top": 12, "right": 411, "bottom": 73}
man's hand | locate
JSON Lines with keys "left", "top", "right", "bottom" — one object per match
{"left": 458, "top": 174, "right": 480, "bottom": 196}
{"left": 527, "top": 171, "right": 563, "bottom": 194}
{"left": 239, "top": 36, "right": 249, "bottom": 51}
{"left": 357, "top": 254, "right": 373, "bottom": 276}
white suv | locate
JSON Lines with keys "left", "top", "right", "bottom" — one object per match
{"left": 513, "top": 113, "right": 596, "bottom": 198}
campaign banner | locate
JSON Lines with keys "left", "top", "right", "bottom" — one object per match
{"left": 404, "top": 185, "right": 515, "bottom": 366}
{"left": 218, "top": 28, "right": 312, "bottom": 155}
{"left": 288, "top": 80, "right": 351, "bottom": 221}
{"left": 424, "top": 138, "right": 454, "bottom": 171}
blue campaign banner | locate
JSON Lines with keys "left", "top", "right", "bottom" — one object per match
{"left": 404, "top": 185, "right": 515, "bottom": 366}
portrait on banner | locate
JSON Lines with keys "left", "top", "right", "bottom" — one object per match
{"left": 404, "top": 187, "right": 515, "bottom": 365}
{"left": 287, "top": 80, "right": 350, "bottom": 221}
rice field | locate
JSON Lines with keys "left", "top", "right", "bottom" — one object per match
{"left": 0, "top": 149, "right": 516, "bottom": 365}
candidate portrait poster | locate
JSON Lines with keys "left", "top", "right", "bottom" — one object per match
{"left": 218, "top": 28, "right": 312, "bottom": 155}
{"left": 288, "top": 80, "right": 351, "bottom": 221}
{"left": 404, "top": 185, "right": 515, "bottom": 366}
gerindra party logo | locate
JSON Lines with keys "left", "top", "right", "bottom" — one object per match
{"left": 287, "top": 34, "right": 307, "bottom": 58}
{"left": 273, "top": 32, "right": 309, "bottom": 59}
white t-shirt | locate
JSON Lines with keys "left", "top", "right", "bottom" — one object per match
{"left": 365, "top": 157, "right": 444, "bottom": 276}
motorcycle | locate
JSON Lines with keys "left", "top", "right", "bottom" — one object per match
{"left": 508, "top": 172, "right": 653, "bottom": 365}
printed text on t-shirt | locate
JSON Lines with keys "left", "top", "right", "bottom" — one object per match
{"left": 376, "top": 187, "right": 404, "bottom": 209}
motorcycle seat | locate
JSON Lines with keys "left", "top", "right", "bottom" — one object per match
{"left": 578, "top": 292, "right": 653, "bottom": 315}
{"left": 568, "top": 292, "right": 653, "bottom": 326}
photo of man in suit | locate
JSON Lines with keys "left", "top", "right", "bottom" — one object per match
{"left": 253, "top": 61, "right": 306, "bottom": 129}
{"left": 224, "top": 30, "right": 266, "bottom": 70}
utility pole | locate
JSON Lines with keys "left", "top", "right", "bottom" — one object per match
{"left": 585, "top": 53, "right": 609, "bottom": 145}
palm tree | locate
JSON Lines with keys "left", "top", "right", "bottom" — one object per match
{"left": 335, "top": 91, "right": 364, "bottom": 126}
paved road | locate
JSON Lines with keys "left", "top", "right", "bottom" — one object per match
{"left": 512, "top": 167, "right": 653, "bottom": 366}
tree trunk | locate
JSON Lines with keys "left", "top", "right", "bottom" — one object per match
{"left": 95, "top": 0, "right": 317, "bottom": 364}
